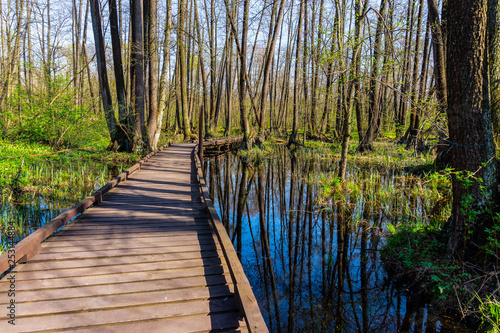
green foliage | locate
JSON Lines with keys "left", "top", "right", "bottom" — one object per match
{"left": 0, "top": 140, "right": 141, "bottom": 253}
{"left": 1, "top": 74, "right": 109, "bottom": 148}
{"left": 0, "top": 139, "right": 140, "bottom": 201}
{"left": 478, "top": 295, "right": 500, "bottom": 333}
{"left": 381, "top": 220, "right": 472, "bottom": 300}
{"left": 454, "top": 169, "right": 500, "bottom": 260}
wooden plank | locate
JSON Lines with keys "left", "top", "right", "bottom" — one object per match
{"left": 73, "top": 216, "right": 206, "bottom": 223}
{"left": 0, "top": 285, "right": 235, "bottom": 319}
{"left": 0, "top": 265, "right": 228, "bottom": 291}
{"left": 55, "top": 224, "right": 212, "bottom": 235}
{"left": 60, "top": 221, "right": 209, "bottom": 232}
{"left": 42, "top": 234, "right": 214, "bottom": 248}
{"left": 44, "top": 229, "right": 215, "bottom": 240}
{"left": 1, "top": 298, "right": 239, "bottom": 332}
{"left": 25, "top": 312, "right": 246, "bottom": 333}
{"left": 2, "top": 274, "right": 232, "bottom": 303}
{"left": 73, "top": 209, "right": 208, "bottom": 217}
{"left": 11, "top": 256, "right": 225, "bottom": 280}
{"left": 39, "top": 240, "right": 216, "bottom": 253}
{"left": 33, "top": 244, "right": 220, "bottom": 261}
{"left": 97, "top": 199, "right": 202, "bottom": 205}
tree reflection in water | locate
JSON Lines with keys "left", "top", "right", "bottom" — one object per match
{"left": 205, "top": 146, "right": 470, "bottom": 333}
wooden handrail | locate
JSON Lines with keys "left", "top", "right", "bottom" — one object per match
{"left": 0, "top": 142, "right": 173, "bottom": 276}
{"left": 193, "top": 143, "right": 268, "bottom": 333}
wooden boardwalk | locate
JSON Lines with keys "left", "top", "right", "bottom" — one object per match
{"left": 0, "top": 143, "right": 267, "bottom": 332}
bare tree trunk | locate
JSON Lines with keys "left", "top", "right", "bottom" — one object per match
{"left": 338, "top": 0, "right": 365, "bottom": 181}
{"left": 194, "top": 0, "right": 209, "bottom": 137}
{"left": 131, "top": 0, "right": 147, "bottom": 149}
{"left": 90, "top": 0, "right": 118, "bottom": 144}
{"left": 239, "top": 0, "right": 252, "bottom": 149}
{"left": 310, "top": 0, "right": 324, "bottom": 137}
{"left": 146, "top": 0, "right": 159, "bottom": 149}
{"left": 396, "top": 0, "right": 416, "bottom": 137}
{"left": 288, "top": 0, "right": 304, "bottom": 145}
{"left": 319, "top": 0, "right": 340, "bottom": 135}
{"left": 224, "top": 3, "right": 234, "bottom": 137}
{"left": 428, "top": 0, "right": 449, "bottom": 164}
{"left": 109, "top": 0, "right": 131, "bottom": 151}
{"left": 358, "top": 0, "right": 387, "bottom": 152}
{"left": 410, "top": 20, "right": 431, "bottom": 148}
{"left": 156, "top": 0, "right": 172, "bottom": 145}
{"left": 178, "top": 0, "right": 192, "bottom": 140}
{"left": 258, "top": 0, "right": 286, "bottom": 138}
{"left": 0, "top": 0, "right": 25, "bottom": 126}
{"left": 428, "top": 0, "right": 447, "bottom": 108}
{"left": 400, "top": 0, "right": 424, "bottom": 145}
{"left": 208, "top": 0, "right": 216, "bottom": 135}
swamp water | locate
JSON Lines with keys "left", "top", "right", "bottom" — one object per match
{"left": 1, "top": 160, "right": 128, "bottom": 251}
{"left": 205, "top": 145, "right": 470, "bottom": 333}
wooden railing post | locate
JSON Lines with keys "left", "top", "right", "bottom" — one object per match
{"left": 198, "top": 104, "right": 204, "bottom": 170}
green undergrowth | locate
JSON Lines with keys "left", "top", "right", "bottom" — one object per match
{"left": 478, "top": 295, "right": 500, "bottom": 333}
{"left": 0, "top": 139, "right": 143, "bottom": 253}
{"left": 0, "top": 139, "right": 141, "bottom": 201}
{"left": 381, "top": 221, "right": 462, "bottom": 299}
{"left": 238, "top": 140, "right": 277, "bottom": 161}
{"left": 381, "top": 219, "right": 500, "bottom": 332}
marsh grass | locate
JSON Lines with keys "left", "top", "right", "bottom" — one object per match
{"left": 478, "top": 295, "right": 500, "bottom": 333}
{"left": 0, "top": 140, "right": 140, "bottom": 253}
{"left": 238, "top": 138, "right": 452, "bottom": 230}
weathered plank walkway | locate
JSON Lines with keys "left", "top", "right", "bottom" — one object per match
{"left": 0, "top": 143, "right": 267, "bottom": 332}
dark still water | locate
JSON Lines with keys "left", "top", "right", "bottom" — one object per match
{"left": 205, "top": 146, "right": 469, "bottom": 333}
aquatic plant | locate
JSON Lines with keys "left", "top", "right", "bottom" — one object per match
{"left": 478, "top": 295, "right": 500, "bottom": 333}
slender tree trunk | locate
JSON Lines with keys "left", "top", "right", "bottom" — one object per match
{"left": 288, "top": 0, "right": 305, "bottom": 145}
{"left": 194, "top": 0, "right": 209, "bottom": 137}
{"left": 109, "top": 0, "right": 131, "bottom": 151}
{"left": 358, "top": 0, "right": 387, "bottom": 152}
{"left": 428, "top": 0, "right": 447, "bottom": 109}
{"left": 178, "top": 0, "right": 192, "bottom": 140}
{"left": 396, "top": 0, "right": 415, "bottom": 137}
{"left": 258, "top": 0, "right": 286, "bottom": 138}
{"left": 239, "top": 0, "right": 252, "bottom": 149}
{"left": 401, "top": 0, "right": 424, "bottom": 145}
{"left": 224, "top": 3, "right": 234, "bottom": 137}
{"left": 338, "top": 0, "right": 365, "bottom": 181}
{"left": 410, "top": 20, "right": 431, "bottom": 148}
{"left": 310, "top": 0, "right": 324, "bottom": 137}
{"left": 157, "top": 0, "right": 172, "bottom": 142}
{"left": 90, "top": 0, "right": 118, "bottom": 144}
{"left": 130, "top": 0, "right": 147, "bottom": 149}
{"left": 146, "top": 0, "right": 159, "bottom": 149}
{"left": 318, "top": 2, "right": 338, "bottom": 134}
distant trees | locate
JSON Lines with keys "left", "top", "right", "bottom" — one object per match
{"left": 4, "top": 0, "right": 496, "bottom": 168}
